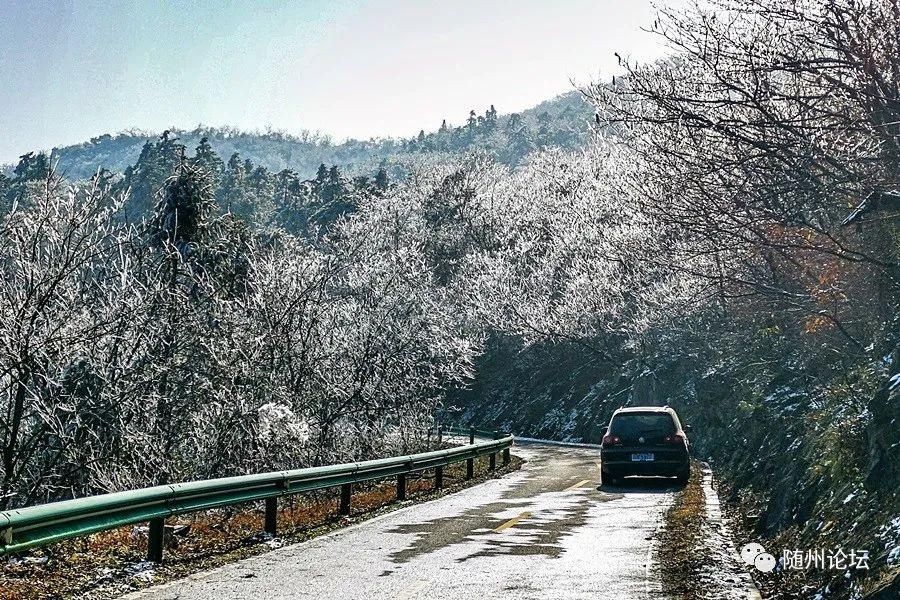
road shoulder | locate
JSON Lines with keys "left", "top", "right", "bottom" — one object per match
{"left": 656, "top": 462, "right": 761, "bottom": 599}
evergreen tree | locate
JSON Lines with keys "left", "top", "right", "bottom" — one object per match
{"left": 315, "top": 163, "right": 329, "bottom": 185}
{"left": 119, "top": 131, "right": 186, "bottom": 221}
{"left": 504, "top": 113, "right": 532, "bottom": 163}
{"left": 191, "top": 137, "right": 225, "bottom": 190}
{"left": 245, "top": 165, "right": 275, "bottom": 225}
{"left": 272, "top": 169, "right": 310, "bottom": 233}
{"left": 151, "top": 160, "right": 215, "bottom": 254}
{"left": 12, "top": 151, "right": 50, "bottom": 181}
{"left": 4, "top": 152, "right": 51, "bottom": 209}
{"left": 309, "top": 165, "right": 356, "bottom": 228}
{"left": 374, "top": 167, "right": 389, "bottom": 194}
{"left": 218, "top": 153, "right": 245, "bottom": 211}
{"left": 536, "top": 111, "right": 553, "bottom": 147}
{"left": 323, "top": 165, "right": 342, "bottom": 203}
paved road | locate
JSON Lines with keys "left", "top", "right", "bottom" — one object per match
{"left": 130, "top": 443, "right": 679, "bottom": 600}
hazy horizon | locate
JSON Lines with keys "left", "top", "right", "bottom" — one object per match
{"left": 0, "top": 0, "right": 679, "bottom": 164}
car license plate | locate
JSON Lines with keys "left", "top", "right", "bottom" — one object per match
{"left": 631, "top": 453, "right": 655, "bottom": 462}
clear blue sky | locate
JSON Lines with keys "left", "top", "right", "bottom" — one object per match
{"left": 0, "top": 0, "right": 678, "bottom": 163}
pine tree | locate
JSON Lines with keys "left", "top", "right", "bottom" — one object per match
{"left": 484, "top": 105, "right": 498, "bottom": 131}
{"left": 119, "top": 131, "right": 185, "bottom": 221}
{"left": 4, "top": 152, "right": 51, "bottom": 209}
{"left": 12, "top": 152, "right": 50, "bottom": 181}
{"left": 151, "top": 159, "right": 215, "bottom": 253}
{"left": 309, "top": 165, "right": 357, "bottom": 228}
{"left": 323, "top": 165, "right": 342, "bottom": 203}
{"left": 374, "top": 167, "right": 389, "bottom": 194}
{"left": 315, "top": 163, "right": 329, "bottom": 185}
{"left": 191, "top": 137, "right": 224, "bottom": 190}
{"left": 536, "top": 111, "right": 553, "bottom": 147}
{"left": 272, "top": 169, "right": 310, "bottom": 233}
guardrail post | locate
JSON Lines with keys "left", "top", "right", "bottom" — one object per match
{"left": 503, "top": 448, "right": 511, "bottom": 465}
{"left": 489, "top": 452, "right": 497, "bottom": 471}
{"left": 469, "top": 426, "right": 475, "bottom": 445}
{"left": 435, "top": 466, "right": 443, "bottom": 489}
{"left": 466, "top": 457, "right": 474, "bottom": 480}
{"left": 397, "top": 474, "right": 407, "bottom": 501}
{"left": 437, "top": 425, "right": 443, "bottom": 445}
{"left": 339, "top": 483, "right": 352, "bottom": 516}
{"left": 147, "top": 517, "right": 165, "bottom": 563}
{"left": 265, "top": 497, "right": 278, "bottom": 535}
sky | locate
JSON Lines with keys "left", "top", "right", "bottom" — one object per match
{"left": 0, "top": 0, "right": 678, "bottom": 163}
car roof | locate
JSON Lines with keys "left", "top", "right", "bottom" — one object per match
{"left": 613, "top": 406, "right": 676, "bottom": 414}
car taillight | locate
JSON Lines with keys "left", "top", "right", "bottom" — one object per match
{"left": 602, "top": 434, "right": 621, "bottom": 446}
{"left": 664, "top": 433, "right": 685, "bottom": 445}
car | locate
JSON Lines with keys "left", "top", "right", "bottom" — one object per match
{"left": 600, "top": 405, "right": 691, "bottom": 486}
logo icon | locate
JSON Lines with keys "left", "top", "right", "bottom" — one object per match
{"left": 754, "top": 552, "right": 776, "bottom": 572}
{"left": 638, "top": 436, "right": 645, "bottom": 443}
{"left": 741, "top": 542, "right": 776, "bottom": 572}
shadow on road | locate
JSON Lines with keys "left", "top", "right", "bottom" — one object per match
{"left": 598, "top": 476, "right": 684, "bottom": 494}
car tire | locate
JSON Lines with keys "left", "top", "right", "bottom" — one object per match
{"left": 676, "top": 467, "right": 690, "bottom": 485}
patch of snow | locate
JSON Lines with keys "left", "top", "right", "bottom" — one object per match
{"left": 888, "top": 373, "right": 900, "bottom": 391}
{"left": 696, "top": 465, "right": 763, "bottom": 599}
{"left": 265, "top": 537, "right": 284, "bottom": 549}
{"left": 842, "top": 492, "right": 856, "bottom": 505}
{"left": 879, "top": 515, "right": 900, "bottom": 566}
{"left": 125, "top": 561, "right": 156, "bottom": 582}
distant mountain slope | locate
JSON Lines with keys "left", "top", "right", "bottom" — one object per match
{"left": 36, "top": 91, "right": 592, "bottom": 181}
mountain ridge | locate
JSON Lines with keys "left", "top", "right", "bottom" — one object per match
{"left": 4, "top": 90, "right": 592, "bottom": 180}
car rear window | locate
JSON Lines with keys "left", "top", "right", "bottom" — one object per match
{"left": 609, "top": 413, "right": 676, "bottom": 437}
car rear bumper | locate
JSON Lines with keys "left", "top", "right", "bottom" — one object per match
{"left": 601, "top": 447, "right": 689, "bottom": 477}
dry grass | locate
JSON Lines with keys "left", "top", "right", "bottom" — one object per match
{"left": 657, "top": 464, "right": 709, "bottom": 600}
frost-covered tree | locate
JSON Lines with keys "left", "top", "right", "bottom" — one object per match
{"left": 0, "top": 168, "right": 135, "bottom": 505}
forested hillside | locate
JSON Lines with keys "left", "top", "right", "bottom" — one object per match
{"left": 1, "top": 1, "right": 898, "bottom": 598}
{"left": 1, "top": 91, "right": 590, "bottom": 182}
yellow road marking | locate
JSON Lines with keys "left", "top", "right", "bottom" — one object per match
{"left": 565, "top": 479, "right": 591, "bottom": 491}
{"left": 494, "top": 511, "right": 532, "bottom": 532}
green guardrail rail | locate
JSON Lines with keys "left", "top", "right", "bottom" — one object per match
{"left": 443, "top": 425, "right": 504, "bottom": 440}
{"left": 0, "top": 428, "right": 512, "bottom": 562}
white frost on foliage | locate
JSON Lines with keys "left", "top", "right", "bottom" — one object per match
{"left": 880, "top": 516, "right": 900, "bottom": 566}
{"left": 258, "top": 402, "right": 310, "bottom": 445}
{"left": 888, "top": 373, "right": 900, "bottom": 391}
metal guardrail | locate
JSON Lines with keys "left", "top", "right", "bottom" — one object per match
{"left": 0, "top": 428, "right": 512, "bottom": 562}
{"left": 444, "top": 425, "right": 504, "bottom": 440}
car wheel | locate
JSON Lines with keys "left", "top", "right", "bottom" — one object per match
{"left": 676, "top": 467, "right": 690, "bottom": 485}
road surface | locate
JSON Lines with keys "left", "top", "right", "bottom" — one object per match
{"left": 128, "top": 442, "right": 679, "bottom": 600}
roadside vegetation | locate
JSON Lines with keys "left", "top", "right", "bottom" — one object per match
{"left": 1, "top": 1, "right": 898, "bottom": 597}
